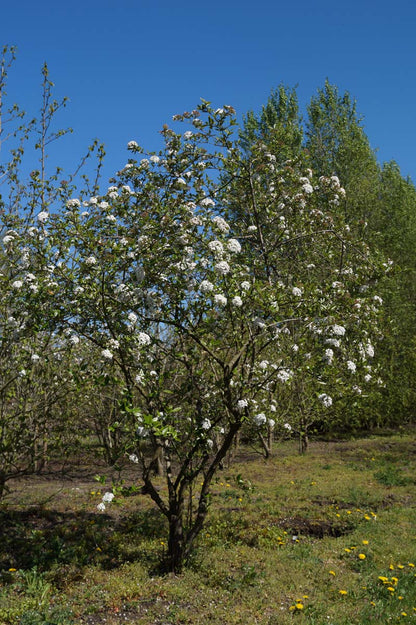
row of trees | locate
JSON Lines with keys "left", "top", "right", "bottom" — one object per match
{"left": 1, "top": 48, "right": 413, "bottom": 570}
{"left": 240, "top": 83, "right": 416, "bottom": 428}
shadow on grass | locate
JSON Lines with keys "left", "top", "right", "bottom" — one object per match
{"left": 0, "top": 506, "right": 167, "bottom": 578}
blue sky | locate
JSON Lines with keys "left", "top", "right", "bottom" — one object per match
{"left": 2, "top": 0, "right": 416, "bottom": 185}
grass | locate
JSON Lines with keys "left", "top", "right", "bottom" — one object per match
{"left": 1, "top": 433, "right": 416, "bottom": 624}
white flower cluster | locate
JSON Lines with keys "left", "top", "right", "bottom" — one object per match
{"left": 318, "top": 393, "right": 333, "bottom": 408}
{"left": 276, "top": 368, "right": 293, "bottom": 383}
{"left": 97, "top": 491, "right": 115, "bottom": 512}
{"left": 214, "top": 293, "right": 227, "bottom": 306}
{"left": 254, "top": 413, "right": 267, "bottom": 427}
{"left": 237, "top": 399, "right": 248, "bottom": 411}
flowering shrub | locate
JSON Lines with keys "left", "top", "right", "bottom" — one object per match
{"left": 0, "top": 48, "right": 386, "bottom": 571}
{"left": 38, "top": 102, "right": 384, "bottom": 570}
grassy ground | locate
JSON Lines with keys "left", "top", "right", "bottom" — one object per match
{"left": 1, "top": 433, "right": 416, "bottom": 624}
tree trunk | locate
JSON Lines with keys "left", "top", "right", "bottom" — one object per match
{"left": 167, "top": 502, "right": 185, "bottom": 573}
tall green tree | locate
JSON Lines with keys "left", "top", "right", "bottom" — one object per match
{"left": 306, "top": 80, "right": 380, "bottom": 227}
{"left": 240, "top": 84, "right": 303, "bottom": 161}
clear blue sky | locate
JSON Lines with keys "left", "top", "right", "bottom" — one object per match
{"left": 2, "top": 0, "right": 416, "bottom": 185}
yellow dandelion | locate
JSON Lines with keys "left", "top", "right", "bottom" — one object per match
{"left": 344, "top": 548, "right": 351, "bottom": 553}
{"left": 387, "top": 586, "right": 395, "bottom": 592}
{"left": 339, "top": 589, "right": 348, "bottom": 595}
{"left": 370, "top": 601, "right": 376, "bottom": 606}
{"left": 362, "top": 540, "right": 369, "bottom": 545}
{"left": 389, "top": 564, "right": 395, "bottom": 570}
{"left": 364, "top": 514, "right": 371, "bottom": 520}
{"left": 398, "top": 596, "right": 403, "bottom": 600}
{"left": 401, "top": 612, "right": 407, "bottom": 617}
{"left": 358, "top": 553, "right": 366, "bottom": 560}
{"left": 329, "top": 570, "right": 336, "bottom": 576}
{"left": 392, "top": 577, "right": 399, "bottom": 584}
{"left": 347, "top": 510, "right": 352, "bottom": 514}
{"left": 398, "top": 564, "right": 404, "bottom": 569}
{"left": 302, "top": 595, "right": 309, "bottom": 599}
{"left": 336, "top": 513, "right": 340, "bottom": 518}
{"left": 8, "top": 568, "right": 16, "bottom": 572}
{"left": 408, "top": 562, "right": 415, "bottom": 567}
{"left": 295, "top": 602, "right": 304, "bottom": 610}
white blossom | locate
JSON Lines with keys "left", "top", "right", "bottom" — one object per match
{"left": 102, "top": 492, "right": 115, "bottom": 503}
{"left": 200, "top": 280, "right": 214, "bottom": 293}
{"left": 137, "top": 332, "right": 151, "bottom": 346}
{"left": 128, "top": 312, "right": 138, "bottom": 324}
{"left": 324, "top": 348, "right": 334, "bottom": 364}
{"left": 208, "top": 240, "right": 224, "bottom": 254}
{"left": 11, "top": 280, "right": 23, "bottom": 289}
{"left": 127, "top": 140, "right": 138, "bottom": 150}
{"left": 227, "top": 238, "right": 241, "bottom": 253}
{"left": 366, "top": 341, "right": 375, "bottom": 358}
{"left": 212, "top": 215, "right": 229, "bottom": 232}
{"left": 97, "top": 502, "right": 106, "bottom": 512}
{"left": 318, "top": 393, "right": 333, "bottom": 408}
{"left": 254, "top": 413, "right": 267, "bottom": 427}
{"left": 214, "top": 293, "right": 227, "bottom": 306}
{"left": 292, "top": 287, "right": 302, "bottom": 297}
{"left": 201, "top": 418, "right": 211, "bottom": 430}
{"left": 101, "top": 349, "right": 113, "bottom": 360}
{"left": 241, "top": 281, "right": 251, "bottom": 291}
{"left": 66, "top": 198, "right": 80, "bottom": 209}
{"left": 200, "top": 197, "right": 215, "bottom": 208}
{"left": 325, "top": 338, "right": 340, "bottom": 348}
{"left": 330, "top": 324, "right": 346, "bottom": 336}
{"left": 215, "top": 261, "right": 230, "bottom": 275}
{"left": 85, "top": 256, "right": 97, "bottom": 266}
{"left": 129, "top": 454, "right": 139, "bottom": 463}
{"left": 277, "top": 369, "right": 293, "bottom": 383}
{"left": 232, "top": 296, "right": 243, "bottom": 307}
{"left": 37, "top": 211, "right": 49, "bottom": 223}
{"left": 346, "top": 360, "right": 357, "bottom": 373}
{"left": 237, "top": 399, "right": 248, "bottom": 411}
